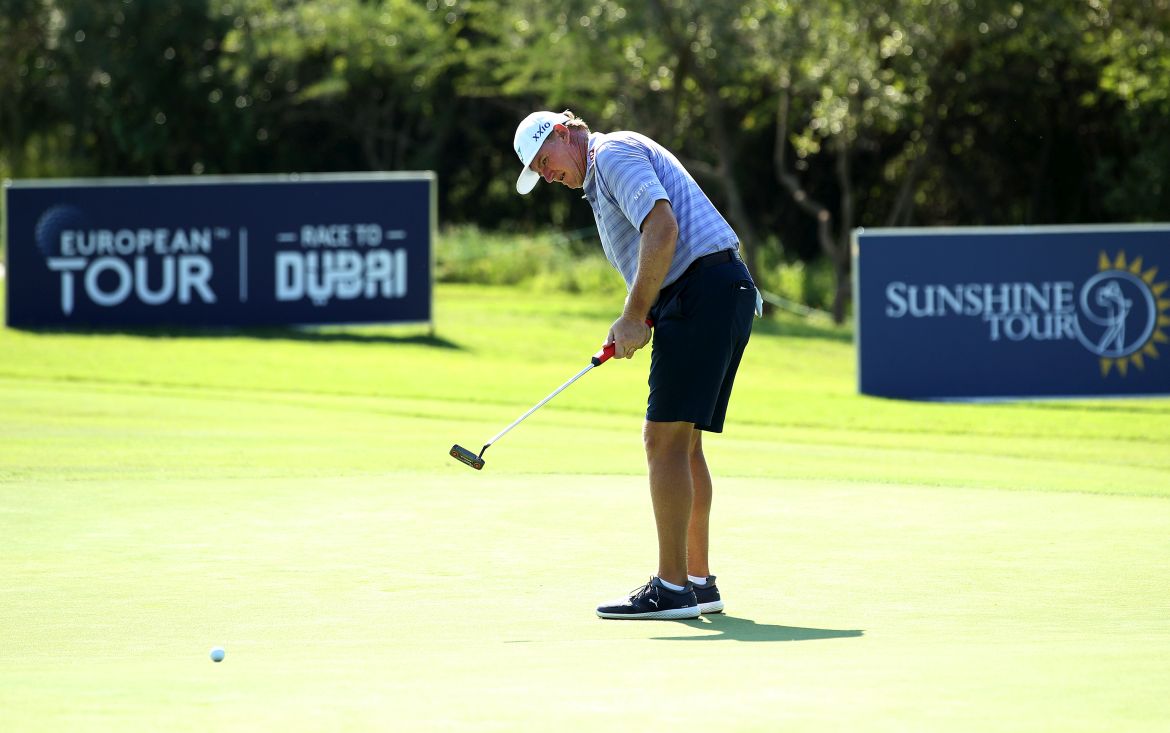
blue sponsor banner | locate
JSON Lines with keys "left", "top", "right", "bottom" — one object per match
{"left": 4, "top": 173, "right": 434, "bottom": 329}
{"left": 853, "top": 225, "right": 1170, "bottom": 399}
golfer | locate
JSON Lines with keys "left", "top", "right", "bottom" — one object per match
{"left": 513, "top": 110, "right": 759, "bottom": 619}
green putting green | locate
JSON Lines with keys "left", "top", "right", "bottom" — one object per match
{"left": 2, "top": 282, "right": 1168, "bottom": 731}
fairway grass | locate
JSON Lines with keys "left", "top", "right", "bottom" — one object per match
{"left": 2, "top": 282, "right": 1169, "bottom": 731}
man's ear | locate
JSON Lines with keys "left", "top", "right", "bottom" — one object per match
{"left": 553, "top": 123, "right": 569, "bottom": 138}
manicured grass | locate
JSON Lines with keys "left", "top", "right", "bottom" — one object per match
{"left": 2, "top": 280, "right": 1169, "bottom": 731}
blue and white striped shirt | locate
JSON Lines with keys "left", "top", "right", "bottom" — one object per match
{"left": 582, "top": 131, "right": 739, "bottom": 291}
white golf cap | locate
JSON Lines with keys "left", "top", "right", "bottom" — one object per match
{"left": 513, "top": 110, "right": 566, "bottom": 194}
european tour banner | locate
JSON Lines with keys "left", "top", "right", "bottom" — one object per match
{"left": 853, "top": 225, "right": 1170, "bottom": 399}
{"left": 4, "top": 173, "right": 434, "bottom": 329}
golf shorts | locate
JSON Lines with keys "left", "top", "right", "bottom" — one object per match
{"left": 645, "top": 249, "right": 756, "bottom": 432}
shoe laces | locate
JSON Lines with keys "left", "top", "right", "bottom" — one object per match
{"left": 630, "top": 578, "right": 658, "bottom": 602}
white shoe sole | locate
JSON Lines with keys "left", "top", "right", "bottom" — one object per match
{"left": 596, "top": 606, "right": 701, "bottom": 620}
{"left": 699, "top": 600, "right": 725, "bottom": 614}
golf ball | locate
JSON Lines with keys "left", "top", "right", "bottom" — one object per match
{"left": 210, "top": 647, "right": 225, "bottom": 663}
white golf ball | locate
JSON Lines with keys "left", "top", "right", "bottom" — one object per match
{"left": 210, "top": 647, "right": 225, "bottom": 663}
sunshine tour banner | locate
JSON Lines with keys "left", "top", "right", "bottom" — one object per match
{"left": 853, "top": 225, "right": 1170, "bottom": 399}
{"left": 4, "top": 173, "right": 434, "bottom": 329}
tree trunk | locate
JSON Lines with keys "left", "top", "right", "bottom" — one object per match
{"left": 774, "top": 86, "right": 847, "bottom": 324}
{"left": 703, "top": 79, "right": 760, "bottom": 280}
{"left": 832, "top": 135, "right": 853, "bottom": 324}
{"left": 646, "top": 0, "right": 760, "bottom": 281}
{"left": 885, "top": 135, "right": 932, "bottom": 227}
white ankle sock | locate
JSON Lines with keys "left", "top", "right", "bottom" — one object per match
{"left": 657, "top": 577, "right": 687, "bottom": 592}
{"left": 688, "top": 575, "right": 709, "bottom": 586}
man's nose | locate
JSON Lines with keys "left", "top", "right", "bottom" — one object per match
{"left": 542, "top": 169, "right": 555, "bottom": 182}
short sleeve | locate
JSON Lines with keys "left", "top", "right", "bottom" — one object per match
{"left": 594, "top": 140, "right": 671, "bottom": 231}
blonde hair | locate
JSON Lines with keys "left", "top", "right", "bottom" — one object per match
{"left": 561, "top": 109, "right": 589, "bottom": 130}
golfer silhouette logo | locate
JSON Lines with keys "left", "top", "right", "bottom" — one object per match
{"left": 1092, "top": 281, "right": 1131, "bottom": 355}
{"left": 1075, "top": 251, "right": 1170, "bottom": 377}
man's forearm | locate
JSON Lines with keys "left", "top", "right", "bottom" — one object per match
{"left": 624, "top": 202, "right": 679, "bottom": 320}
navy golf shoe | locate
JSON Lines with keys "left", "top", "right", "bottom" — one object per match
{"left": 596, "top": 577, "right": 700, "bottom": 620}
{"left": 693, "top": 575, "right": 724, "bottom": 614}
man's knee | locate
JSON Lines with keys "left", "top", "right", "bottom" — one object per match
{"left": 689, "top": 430, "right": 704, "bottom": 458}
{"left": 644, "top": 420, "right": 695, "bottom": 460}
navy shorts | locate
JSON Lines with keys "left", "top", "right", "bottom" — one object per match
{"left": 645, "top": 249, "right": 756, "bottom": 432}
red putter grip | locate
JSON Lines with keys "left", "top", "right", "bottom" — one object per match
{"left": 592, "top": 342, "right": 616, "bottom": 366}
{"left": 591, "top": 319, "right": 654, "bottom": 366}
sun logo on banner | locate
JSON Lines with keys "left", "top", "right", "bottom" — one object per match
{"left": 1075, "top": 251, "right": 1170, "bottom": 377}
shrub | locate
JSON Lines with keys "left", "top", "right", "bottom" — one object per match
{"left": 436, "top": 225, "right": 624, "bottom": 296}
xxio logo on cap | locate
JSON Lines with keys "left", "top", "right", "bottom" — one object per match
{"left": 517, "top": 120, "right": 552, "bottom": 163}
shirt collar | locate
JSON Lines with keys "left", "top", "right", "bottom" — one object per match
{"left": 582, "top": 132, "right": 601, "bottom": 198}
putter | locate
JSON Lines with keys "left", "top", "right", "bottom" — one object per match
{"left": 450, "top": 321, "right": 651, "bottom": 470}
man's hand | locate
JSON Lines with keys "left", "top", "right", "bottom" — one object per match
{"left": 606, "top": 314, "right": 652, "bottom": 359}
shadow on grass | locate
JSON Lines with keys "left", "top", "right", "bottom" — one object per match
{"left": 12, "top": 325, "right": 464, "bottom": 349}
{"left": 653, "top": 615, "right": 864, "bottom": 642}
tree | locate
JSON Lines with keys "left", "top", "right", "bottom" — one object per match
{"left": 0, "top": 0, "right": 69, "bottom": 176}
{"left": 216, "top": 0, "right": 469, "bottom": 172}
{"left": 1084, "top": 0, "right": 1170, "bottom": 219}
{"left": 4, "top": 0, "right": 1169, "bottom": 298}
{"left": 36, "top": 0, "right": 239, "bottom": 174}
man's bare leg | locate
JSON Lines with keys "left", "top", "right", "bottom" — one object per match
{"left": 687, "top": 430, "right": 713, "bottom": 579}
{"left": 643, "top": 420, "right": 696, "bottom": 587}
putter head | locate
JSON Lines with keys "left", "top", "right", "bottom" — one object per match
{"left": 449, "top": 444, "right": 485, "bottom": 470}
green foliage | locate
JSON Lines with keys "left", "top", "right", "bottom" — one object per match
{"left": 0, "top": 0, "right": 67, "bottom": 174}
{"left": 1082, "top": 0, "right": 1170, "bottom": 219}
{"left": 44, "top": 1, "right": 239, "bottom": 173}
{"left": 435, "top": 225, "right": 625, "bottom": 297}
{"left": 215, "top": 0, "right": 467, "bottom": 171}
{"left": 766, "top": 258, "right": 838, "bottom": 313}
{"left": 752, "top": 239, "right": 838, "bottom": 312}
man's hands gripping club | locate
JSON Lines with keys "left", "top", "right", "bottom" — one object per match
{"left": 607, "top": 314, "right": 653, "bottom": 360}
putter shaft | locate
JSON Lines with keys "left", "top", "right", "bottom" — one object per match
{"left": 450, "top": 321, "right": 651, "bottom": 470}
{"left": 483, "top": 361, "right": 595, "bottom": 448}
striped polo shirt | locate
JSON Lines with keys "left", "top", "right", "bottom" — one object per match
{"left": 582, "top": 131, "right": 740, "bottom": 290}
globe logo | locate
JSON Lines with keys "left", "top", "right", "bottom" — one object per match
{"left": 34, "top": 204, "right": 89, "bottom": 258}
